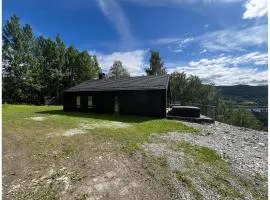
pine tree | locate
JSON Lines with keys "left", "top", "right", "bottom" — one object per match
{"left": 145, "top": 50, "right": 166, "bottom": 76}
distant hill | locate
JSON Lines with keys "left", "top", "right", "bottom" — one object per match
{"left": 216, "top": 85, "right": 268, "bottom": 106}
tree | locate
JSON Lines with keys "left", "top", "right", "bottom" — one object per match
{"left": 145, "top": 50, "right": 166, "bottom": 76}
{"left": 2, "top": 15, "right": 40, "bottom": 101}
{"left": 75, "top": 51, "right": 100, "bottom": 83}
{"left": 64, "top": 46, "right": 80, "bottom": 87}
{"left": 216, "top": 102, "right": 263, "bottom": 130}
{"left": 93, "top": 55, "right": 99, "bottom": 70}
{"left": 170, "top": 71, "right": 264, "bottom": 130}
{"left": 170, "top": 72, "right": 187, "bottom": 104}
{"left": 2, "top": 15, "right": 101, "bottom": 103}
{"left": 108, "top": 60, "right": 130, "bottom": 78}
{"left": 170, "top": 72, "right": 221, "bottom": 106}
{"left": 2, "top": 15, "right": 23, "bottom": 99}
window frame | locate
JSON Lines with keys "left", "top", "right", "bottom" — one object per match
{"left": 76, "top": 96, "right": 81, "bottom": 108}
{"left": 88, "top": 96, "right": 93, "bottom": 108}
{"left": 114, "top": 96, "right": 119, "bottom": 114}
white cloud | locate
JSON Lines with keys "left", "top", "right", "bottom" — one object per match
{"left": 174, "top": 49, "right": 183, "bottom": 53}
{"left": 188, "top": 52, "right": 268, "bottom": 66}
{"left": 154, "top": 38, "right": 181, "bottom": 45}
{"left": 153, "top": 37, "right": 195, "bottom": 52}
{"left": 153, "top": 24, "right": 267, "bottom": 53}
{"left": 120, "top": 0, "right": 241, "bottom": 7}
{"left": 174, "top": 37, "right": 195, "bottom": 52}
{"left": 90, "top": 50, "right": 268, "bottom": 85}
{"left": 90, "top": 50, "right": 147, "bottom": 76}
{"left": 200, "top": 49, "right": 208, "bottom": 54}
{"left": 180, "top": 38, "right": 195, "bottom": 45}
{"left": 230, "top": 52, "right": 268, "bottom": 65}
{"left": 167, "top": 52, "right": 268, "bottom": 85}
{"left": 243, "top": 0, "right": 268, "bottom": 19}
{"left": 200, "top": 24, "right": 267, "bottom": 52}
{"left": 96, "top": 0, "right": 135, "bottom": 44}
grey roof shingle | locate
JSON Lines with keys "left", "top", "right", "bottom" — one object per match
{"left": 65, "top": 74, "right": 170, "bottom": 92}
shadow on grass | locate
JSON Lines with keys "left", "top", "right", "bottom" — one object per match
{"left": 36, "top": 109, "right": 156, "bottom": 123}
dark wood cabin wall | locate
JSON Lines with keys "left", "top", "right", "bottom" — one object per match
{"left": 63, "top": 89, "right": 166, "bottom": 117}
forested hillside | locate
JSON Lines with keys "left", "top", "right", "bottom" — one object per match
{"left": 217, "top": 85, "right": 268, "bottom": 105}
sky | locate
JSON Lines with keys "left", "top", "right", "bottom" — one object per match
{"left": 3, "top": 0, "right": 268, "bottom": 85}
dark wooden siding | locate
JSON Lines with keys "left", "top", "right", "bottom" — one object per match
{"left": 63, "top": 89, "right": 166, "bottom": 117}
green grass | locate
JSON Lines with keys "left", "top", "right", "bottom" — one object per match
{"left": 3, "top": 104, "right": 199, "bottom": 198}
{"left": 177, "top": 141, "right": 221, "bottom": 163}
{"left": 171, "top": 141, "right": 267, "bottom": 199}
{"left": 92, "top": 119, "right": 199, "bottom": 152}
{"left": 3, "top": 104, "right": 198, "bottom": 159}
{"left": 175, "top": 171, "right": 203, "bottom": 200}
{"left": 3, "top": 105, "right": 267, "bottom": 199}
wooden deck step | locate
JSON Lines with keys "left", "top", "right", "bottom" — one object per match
{"left": 166, "top": 114, "right": 214, "bottom": 123}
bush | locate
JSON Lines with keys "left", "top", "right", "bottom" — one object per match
{"left": 217, "top": 103, "right": 263, "bottom": 130}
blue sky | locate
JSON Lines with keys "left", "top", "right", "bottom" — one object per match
{"left": 3, "top": 0, "right": 268, "bottom": 85}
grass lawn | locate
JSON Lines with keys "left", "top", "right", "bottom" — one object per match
{"left": 3, "top": 104, "right": 198, "bottom": 152}
{"left": 3, "top": 104, "right": 198, "bottom": 199}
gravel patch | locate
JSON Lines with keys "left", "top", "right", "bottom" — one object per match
{"left": 7, "top": 167, "right": 72, "bottom": 198}
{"left": 163, "top": 121, "right": 268, "bottom": 176}
{"left": 63, "top": 128, "right": 86, "bottom": 136}
{"left": 143, "top": 121, "right": 268, "bottom": 199}
{"left": 79, "top": 121, "right": 130, "bottom": 129}
{"left": 30, "top": 116, "right": 46, "bottom": 121}
{"left": 52, "top": 121, "right": 130, "bottom": 137}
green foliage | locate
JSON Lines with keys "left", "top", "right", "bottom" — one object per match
{"left": 170, "top": 72, "right": 266, "bottom": 131}
{"left": 145, "top": 50, "right": 167, "bottom": 75}
{"left": 3, "top": 15, "right": 39, "bottom": 100}
{"left": 217, "top": 85, "right": 268, "bottom": 106}
{"left": 170, "top": 72, "right": 221, "bottom": 106}
{"left": 2, "top": 15, "right": 100, "bottom": 103}
{"left": 216, "top": 102, "right": 263, "bottom": 130}
{"left": 108, "top": 60, "right": 130, "bottom": 78}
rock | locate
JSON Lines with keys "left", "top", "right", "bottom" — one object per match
{"left": 255, "top": 155, "right": 262, "bottom": 158}
{"left": 105, "top": 171, "right": 116, "bottom": 179}
{"left": 258, "top": 143, "right": 265, "bottom": 147}
{"left": 206, "top": 132, "right": 211, "bottom": 136}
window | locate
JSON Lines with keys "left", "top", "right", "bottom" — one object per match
{"left": 88, "top": 96, "right": 93, "bottom": 108}
{"left": 76, "top": 96, "right": 80, "bottom": 108}
{"left": 114, "top": 96, "right": 119, "bottom": 114}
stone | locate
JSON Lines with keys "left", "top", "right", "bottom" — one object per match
{"left": 258, "top": 143, "right": 265, "bottom": 147}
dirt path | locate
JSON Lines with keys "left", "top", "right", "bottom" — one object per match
{"left": 4, "top": 140, "right": 173, "bottom": 200}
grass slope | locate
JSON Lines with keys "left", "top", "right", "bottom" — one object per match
{"left": 3, "top": 104, "right": 198, "bottom": 199}
{"left": 3, "top": 104, "right": 198, "bottom": 153}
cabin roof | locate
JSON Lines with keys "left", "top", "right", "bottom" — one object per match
{"left": 65, "top": 74, "right": 170, "bottom": 92}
